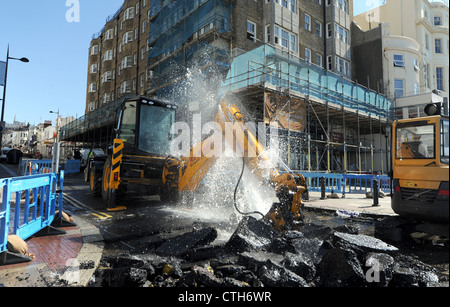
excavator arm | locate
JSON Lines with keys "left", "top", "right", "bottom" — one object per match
{"left": 163, "top": 101, "right": 307, "bottom": 231}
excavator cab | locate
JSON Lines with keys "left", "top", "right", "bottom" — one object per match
{"left": 116, "top": 98, "right": 176, "bottom": 156}
{"left": 89, "top": 96, "right": 178, "bottom": 209}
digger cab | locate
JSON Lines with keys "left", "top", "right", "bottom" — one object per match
{"left": 89, "top": 96, "right": 178, "bottom": 208}
{"left": 116, "top": 96, "right": 177, "bottom": 156}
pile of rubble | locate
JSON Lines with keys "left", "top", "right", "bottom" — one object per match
{"left": 90, "top": 217, "right": 445, "bottom": 287}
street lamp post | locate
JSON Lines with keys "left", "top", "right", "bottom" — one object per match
{"left": 0, "top": 45, "right": 29, "bottom": 149}
{"left": 49, "top": 109, "right": 60, "bottom": 173}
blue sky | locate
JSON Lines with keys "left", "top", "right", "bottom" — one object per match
{"left": 0, "top": 0, "right": 123, "bottom": 125}
{"left": 353, "top": 0, "right": 386, "bottom": 15}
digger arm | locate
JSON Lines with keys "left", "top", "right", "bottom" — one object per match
{"left": 165, "top": 102, "right": 307, "bottom": 228}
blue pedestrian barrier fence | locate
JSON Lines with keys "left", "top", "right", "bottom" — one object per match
{"left": 300, "top": 172, "right": 344, "bottom": 193}
{"left": 1, "top": 171, "right": 70, "bottom": 265}
{"left": 64, "top": 160, "right": 81, "bottom": 174}
{"left": 299, "top": 172, "right": 392, "bottom": 196}
{"left": 18, "top": 159, "right": 80, "bottom": 176}
{"left": 17, "top": 159, "right": 54, "bottom": 176}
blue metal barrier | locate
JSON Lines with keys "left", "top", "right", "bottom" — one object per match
{"left": 342, "top": 174, "right": 374, "bottom": 195}
{"left": 0, "top": 180, "right": 10, "bottom": 256}
{"left": 300, "top": 172, "right": 344, "bottom": 193}
{"left": 342, "top": 174, "right": 391, "bottom": 196}
{"left": 17, "top": 159, "right": 54, "bottom": 176}
{"left": 1, "top": 171, "right": 66, "bottom": 265}
{"left": 300, "top": 172, "right": 392, "bottom": 196}
{"left": 64, "top": 160, "right": 81, "bottom": 174}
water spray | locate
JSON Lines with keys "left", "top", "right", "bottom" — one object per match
{"left": 233, "top": 156, "right": 265, "bottom": 219}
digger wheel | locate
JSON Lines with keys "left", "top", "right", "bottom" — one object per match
{"left": 89, "top": 165, "right": 101, "bottom": 196}
{"left": 102, "top": 156, "right": 117, "bottom": 209}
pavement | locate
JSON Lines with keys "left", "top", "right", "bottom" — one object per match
{"left": 0, "top": 163, "right": 397, "bottom": 287}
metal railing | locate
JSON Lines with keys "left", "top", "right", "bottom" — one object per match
{"left": 300, "top": 172, "right": 391, "bottom": 196}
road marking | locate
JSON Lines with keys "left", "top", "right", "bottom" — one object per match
{"left": 91, "top": 212, "right": 112, "bottom": 220}
{"left": 63, "top": 193, "right": 112, "bottom": 220}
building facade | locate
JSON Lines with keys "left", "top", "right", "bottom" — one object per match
{"left": 79, "top": 0, "right": 395, "bottom": 173}
{"left": 354, "top": 0, "right": 449, "bottom": 102}
{"left": 86, "top": 0, "right": 152, "bottom": 114}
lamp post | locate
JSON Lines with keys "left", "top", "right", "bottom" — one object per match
{"left": 49, "top": 109, "right": 60, "bottom": 173}
{"left": 0, "top": 45, "right": 29, "bottom": 149}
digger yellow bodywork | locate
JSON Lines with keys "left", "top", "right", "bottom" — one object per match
{"left": 163, "top": 102, "right": 307, "bottom": 230}
{"left": 392, "top": 115, "right": 449, "bottom": 222}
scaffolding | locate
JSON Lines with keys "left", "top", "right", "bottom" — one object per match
{"left": 219, "top": 45, "right": 393, "bottom": 174}
{"left": 147, "top": 0, "right": 233, "bottom": 101}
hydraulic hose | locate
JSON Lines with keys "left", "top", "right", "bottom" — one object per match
{"left": 233, "top": 156, "right": 265, "bottom": 219}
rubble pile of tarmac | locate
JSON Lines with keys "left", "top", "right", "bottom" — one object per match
{"left": 89, "top": 216, "right": 447, "bottom": 287}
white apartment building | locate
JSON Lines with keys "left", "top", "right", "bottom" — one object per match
{"left": 354, "top": 0, "right": 449, "bottom": 103}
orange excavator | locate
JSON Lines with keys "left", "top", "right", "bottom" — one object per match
{"left": 91, "top": 95, "right": 307, "bottom": 231}
{"left": 161, "top": 101, "right": 307, "bottom": 231}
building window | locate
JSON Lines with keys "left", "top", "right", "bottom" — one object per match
{"left": 121, "top": 56, "right": 132, "bottom": 69}
{"left": 316, "top": 54, "right": 323, "bottom": 67}
{"left": 101, "top": 93, "right": 110, "bottom": 104}
{"left": 104, "top": 29, "right": 114, "bottom": 40}
{"left": 265, "top": 25, "right": 271, "bottom": 43}
{"left": 247, "top": 20, "right": 256, "bottom": 42}
{"left": 394, "top": 79, "right": 405, "bottom": 97}
{"left": 305, "top": 48, "right": 311, "bottom": 62}
{"left": 334, "top": 24, "right": 349, "bottom": 44}
{"left": 327, "top": 55, "right": 332, "bottom": 70}
{"left": 326, "top": 23, "right": 332, "bottom": 38}
{"left": 305, "top": 14, "right": 311, "bottom": 31}
{"left": 124, "top": 7, "right": 135, "bottom": 20}
{"left": 274, "top": 26, "right": 297, "bottom": 52}
{"left": 123, "top": 31, "right": 133, "bottom": 45}
{"left": 393, "top": 54, "right": 405, "bottom": 67}
{"left": 90, "top": 64, "right": 98, "bottom": 74}
{"left": 436, "top": 67, "right": 444, "bottom": 91}
{"left": 316, "top": 20, "right": 322, "bottom": 37}
{"left": 414, "top": 83, "right": 420, "bottom": 95}
{"left": 275, "top": 0, "right": 296, "bottom": 13}
{"left": 89, "top": 83, "right": 97, "bottom": 93}
{"left": 435, "top": 39, "right": 442, "bottom": 53}
{"left": 335, "top": 56, "right": 349, "bottom": 76}
{"left": 103, "top": 71, "right": 113, "bottom": 83}
{"left": 290, "top": 0, "right": 296, "bottom": 12}
{"left": 434, "top": 16, "right": 442, "bottom": 26}
{"left": 88, "top": 102, "right": 95, "bottom": 112}
{"left": 104, "top": 50, "right": 112, "bottom": 61}
{"left": 91, "top": 45, "right": 98, "bottom": 55}
{"left": 120, "top": 81, "right": 131, "bottom": 94}
{"left": 337, "top": 0, "right": 348, "bottom": 13}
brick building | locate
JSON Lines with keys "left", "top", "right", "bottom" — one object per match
{"left": 86, "top": 0, "right": 152, "bottom": 114}
{"left": 77, "top": 0, "right": 393, "bottom": 173}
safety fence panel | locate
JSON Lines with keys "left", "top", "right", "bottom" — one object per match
{"left": 300, "top": 172, "right": 392, "bottom": 195}
{"left": 342, "top": 174, "right": 375, "bottom": 195}
{"left": 300, "top": 172, "right": 345, "bottom": 193}
{"left": 64, "top": 160, "right": 81, "bottom": 174}
{"left": 342, "top": 174, "right": 391, "bottom": 195}
{"left": 0, "top": 180, "right": 10, "bottom": 254}
{"left": 17, "top": 159, "right": 54, "bottom": 176}
{"left": 0, "top": 172, "right": 65, "bottom": 256}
